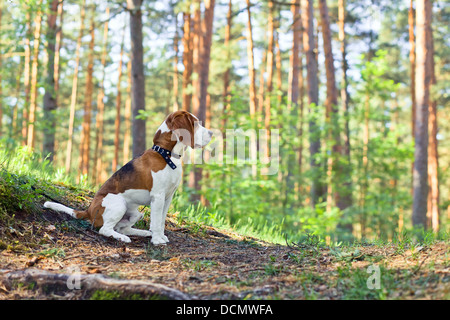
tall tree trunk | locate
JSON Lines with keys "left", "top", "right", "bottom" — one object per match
{"left": 427, "top": 0, "right": 439, "bottom": 232}
{"left": 319, "top": 0, "right": 341, "bottom": 213}
{"left": 412, "top": 0, "right": 431, "bottom": 229}
{"left": 338, "top": 0, "right": 352, "bottom": 231}
{"left": 245, "top": 0, "right": 257, "bottom": 177}
{"left": 27, "top": 0, "right": 43, "bottom": 149}
{"left": 409, "top": 0, "right": 416, "bottom": 152}
{"left": 288, "top": 0, "right": 300, "bottom": 111}
{"left": 127, "top": 0, "right": 146, "bottom": 158}
{"left": 172, "top": 7, "right": 180, "bottom": 112}
{"left": 275, "top": 30, "right": 282, "bottom": 106}
{"left": 264, "top": 0, "right": 275, "bottom": 134}
{"left": 65, "top": 0, "right": 86, "bottom": 173}
{"left": 94, "top": 7, "right": 110, "bottom": 184}
{"left": 189, "top": 0, "right": 203, "bottom": 202}
{"left": 181, "top": 11, "right": 193, "bottom": 112}
{"left": 54, "top": 0, "right": 63, "bottom": 96}
{"left": 191, "top": 0, "right": 202, "bottom": 120}
{"left": 22, "top": 10, "right": 32, "bottom": 145}
{"left": 199, "top": 0, "right": 215, "bottom": 123}
{"left": 43, "top": 0, "right": 59, "bottom": 161}
{"left": 222, "top": 0, "right": 232, "bottom": 131}
{"left": 257, "top": 47, "right": 267, "bottom": 122}
{"left": 79, "top": 11, "right": 96, "bottom": 177}
{"left": 286, "top": 0, "right": 301, "bottom": 205}
{"left": 123, "top": 59, "right": 132, "bottom": 164}
{"left": 301, "top": 0, "right": 321, "bottom": 206}
{"left": 245, "top": 0, "right": 257, "bottom": 118}
{"left": 113, "top": 23, "right": 126, "bottom": 172}
{"left": 52, "top": 0, "right": 64, "bottom": 163}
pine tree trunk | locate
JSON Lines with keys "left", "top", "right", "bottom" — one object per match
{"left": 412, "top": 0, "right": 431, "bottom": 229}
{"left": 54, "top": 0, "right": 63, "bottom": 96}
{"left": 93, "top": 7, "right": 110, "bottom": 184}
{"left": 79, "top": 11, "right": 96, "bottom": 177}
{"left": 275, "top": 30, "right": 282, "bottom": 106}
{"left": 222, "top": 0, "right": 232, "bottom": 131}
{"left": 42, "top": 0, "right": 59, "bottom": 161}
{"left": 27, "top": 0, "right": 43, "bottom": 149}
{"left": 337, "top": 0, "right": 352, "bottom": 230}
{"left": 65, "top": 0, "right": 86, "bottom": 173}
{"left": 172, "top": 7, "right": 180, "bottom": 112}
{"left": 123, "top": 59, "right": 132, "bottom": 164}
{"left": 191, "top": 0, "right": 202, "bottom": 120}
{"left": 245, "top": 0, "right": 257, "bottom": 117}
{"left": 427, "top": 0, "right": 439, "bottom": 232}
{"left": 409, "top": 0, "right": 416, "bottom": 150}
{"left": 189, "top": 0, "right": 203, "bottom": 202}
{"left": 286, "top": 0, "right": 301, "bottom": 204}
{"left": 127, "top": 0, "right": 146, "bottom": 158}
{"left": 113, "top": 24, "right": 126, "bottom": 172}
{"left": 301, "top": 0, "right": 321, "bottom": 206}
{"left": 199, "top": 0, "right": 215, "bottom": 124}
{"left": 264, "top": 0, "right": 274, "bottom": 133}
{"left": 319, "top": 0, "right": 341, "bottom": 213}
{"left": 288, "top": 0, "right": 300, "bottom": 111}
{"left": 182, "top": 11, "right": 193, "bottom": 112}
{"left": 22, "top": 10, "right": 32, "bottom": 145}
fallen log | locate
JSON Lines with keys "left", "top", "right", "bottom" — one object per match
{"left": 0, "top": 268, "right": 194, "bottom": 300}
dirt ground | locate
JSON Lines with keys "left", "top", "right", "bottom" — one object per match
{"left": 0, "top": 206, "right": 449, "bottom": 300}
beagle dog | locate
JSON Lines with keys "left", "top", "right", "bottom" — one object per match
{"left": 44, "top": 111, "right": 213, "bottom": 245}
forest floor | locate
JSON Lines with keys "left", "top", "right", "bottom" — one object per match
{"left": 0, "top": 186, "right": 449, "bottom": 300}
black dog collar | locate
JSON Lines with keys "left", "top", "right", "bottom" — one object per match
{"left": 151, "top": 145, "right": 179, "bottom": 170}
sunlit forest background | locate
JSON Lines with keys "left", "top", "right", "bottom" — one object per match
{"left": 0, "top": 0, "right": 448, "bottom": 243}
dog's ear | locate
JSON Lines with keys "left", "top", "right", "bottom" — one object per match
{"left": 169, "top": 112, "right": 195, "bottom": 148}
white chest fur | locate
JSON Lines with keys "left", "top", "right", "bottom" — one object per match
{"left": 117, "top": 161, "right": 182, "bottom": 208}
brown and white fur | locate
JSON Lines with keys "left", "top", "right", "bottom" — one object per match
{"left": 44, "top": 111, "right": 212, "bottom": 245}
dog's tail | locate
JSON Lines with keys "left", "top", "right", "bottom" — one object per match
{"left": 43, "top": 201, "right": 88, "bottom": 220}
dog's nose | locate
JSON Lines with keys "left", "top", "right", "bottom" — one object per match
{"left": 208, "top": 130, "right": 213, "bottom": 137}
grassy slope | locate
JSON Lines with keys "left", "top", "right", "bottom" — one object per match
{"left": 0, "top": 147, "right": 449, "bottom": 300}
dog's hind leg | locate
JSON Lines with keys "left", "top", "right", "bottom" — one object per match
{"left": 99, "top": 193, "right": 131, "bottom": 243}
{"left": 116, "top": 205, "right": 152, "bottom": 237}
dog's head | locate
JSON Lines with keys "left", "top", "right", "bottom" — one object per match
{"left": 154, "top": 111, "right": 213, "bottom": 149}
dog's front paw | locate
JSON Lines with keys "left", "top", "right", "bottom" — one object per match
{"left": 118, "top": 234, "right": 132, "bottom": 243}
{"left": 151, "top": 233, "right": 168, "bottom": 245}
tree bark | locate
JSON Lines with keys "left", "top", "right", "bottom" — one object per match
{"left": 409, "top": 0, "right": 416, "bottom": 151}
{"left": 94, "top": 7, "right": 110, "bottom": 184}
{"left": 123, "top": 59, "right": 132, "bottom": 165}
{"left": 42, "top": 0, "right": 59, "bottom": 161}
{"left": 199, "top": 0, "right": 215, "bottom": 124}
{"left": 412, "top": 0, "right": 431, "bottom": 229}
{"left": 191, "top": 0, "right": 202, "bottom": 121}
{"left": 112, "top": 23, "right": 126, "bottom": 173}
{"left": 65, "top": 0, "right": 86, "bottom": 173}
{"left": 27, "top": 0, "right": 43, "bottom": 149}
{"left": 288, "top": 0, "right": 300, "bottom": 111}
{"left": 222, "top": 0, "right": 232, "bottom": 131}
{"left": 172, "top": 4, "right": 180, "bottom": 112}
{"left": 427, "top": 0, "right": 439, "bottom": 232}
{"left": 182, "top": 11, "right": 193, "bottom": 112}
{"left": 264, "top": 0, "right": 275, "bottom": 133}
{"left": 245, "top": 0, "right": 257, "bottom": 118}
{"left": 337, "top": 0, "right": 352, "bottom": 230}
{"left": 127, "top": 0, "right": 146, "bottom": 158}
{"left": 79, "top": 10, "right": 96, "bottom": 177}
{"left": 301, "top": 0, "right": 322, "bottom": 206}
{"left": 22, "top": 9, "right": 32, "bottom": 145}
